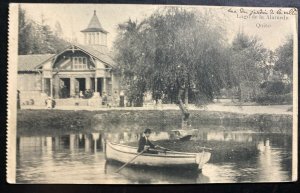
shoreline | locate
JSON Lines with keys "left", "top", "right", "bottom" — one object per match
{"left": 19, "top": 103, "right": 293, "bottom": 115}
{"left": 17, "top": 108, "right": 293, "bottom": 136}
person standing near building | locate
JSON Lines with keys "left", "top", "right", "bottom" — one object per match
{"left": 102, "top": 92, "right": 107, "bottom": 106}
{"left": 17, "top": 90, "right": 21, "bottom": 109}
{"left": 79, "top": 91, "right": 84, "bottom": 98}
{"left": 45, "top": 97, "right": 55, "bottom": 109}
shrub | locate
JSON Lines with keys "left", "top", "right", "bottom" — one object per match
{"left": 260, "top": 81, "right": 287, "bottom": 95}
{"left": 254, "top": 93, "right": 292, "bottom": 105}
{"left": 84, "top": 89, "right": 94, "bottom": 99}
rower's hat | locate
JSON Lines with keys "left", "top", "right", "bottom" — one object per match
{"left": 144, "top": 128, "right": 152, "bottom": 134}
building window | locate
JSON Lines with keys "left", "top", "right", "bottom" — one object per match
{"left": 88, "top": 33, "right": 91, "bottom": 44}
{"left": 92, "top": 33, "right": 95, "bottom": 44}
{"left": 73, "top": 57, "right": 88, "bottom": 70}
{"left": 96, "top": 33, "right": 99, "bottom": 44}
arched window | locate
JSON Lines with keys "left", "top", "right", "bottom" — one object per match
{"left": 73, "top": 57, "right": 88, "bottom": 70}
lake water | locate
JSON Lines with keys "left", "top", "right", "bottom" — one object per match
{"left": 16, "top": 125, "right": 292, "bottom": 183}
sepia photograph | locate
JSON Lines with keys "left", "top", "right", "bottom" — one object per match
{"left": 7, "top": 3, "right": 298, "bottom": 184}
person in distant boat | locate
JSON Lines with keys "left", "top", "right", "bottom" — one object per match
{"left": 137, "top": 128, "right": 159, "bottom": 154}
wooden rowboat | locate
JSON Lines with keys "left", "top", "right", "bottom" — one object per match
{"left": 104, "top": 141, "right": 211, "bottom": 170}
{"left": 170, "top": 129, "right": 197, "bottom": 141}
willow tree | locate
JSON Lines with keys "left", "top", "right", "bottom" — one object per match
{"left": 114, "top": 8, "right": 229, "bottom": 127}
{"left": 114, "top": 19, "right": 149, "bottom": 106}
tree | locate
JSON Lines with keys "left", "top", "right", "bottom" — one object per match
{"left": 18, "top": 6, "right": 69, "bottom": 55}
{"left": 229, "top": 32, "right": 267, "bottom": 101}
{"left": 114, "top": 8, "right": 229, "bottom": 127}
{"left": 274, "top": 36, "right": 293, "bottom": 80}
{"left": 54, "top": 21, "right": 63, "bottom": 38}
{"left": 114, "top": 19, "right": 148, "bottom": 107}
{"left": 18, "top": 6, "right": 35, "bottom": 55}
{"left": 260, "top": 50, "right": 277, "bottom": 81}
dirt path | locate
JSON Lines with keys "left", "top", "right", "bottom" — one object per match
{"left": 20, "top": 103, "right": 293, "bottom": 115}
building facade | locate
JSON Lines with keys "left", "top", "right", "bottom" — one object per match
{"left": 18, "top": 11, "right": 121, "bottom": 107}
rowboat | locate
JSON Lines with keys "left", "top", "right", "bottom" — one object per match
{"left": 104, "top": 141, "right": 211, "bottom": 170}
{"left": 169, "top": 129, "right": 197, "bottom": 141}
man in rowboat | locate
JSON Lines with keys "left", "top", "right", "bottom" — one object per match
{"left": 137, "top": 128, "right": 159, "bottom": 154}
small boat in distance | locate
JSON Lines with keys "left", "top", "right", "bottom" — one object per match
{"left": 170, "top": 129, "right": 197, "bottom": 141}
{"left": 104, "top": 141, "right": 211, "bottom": 171}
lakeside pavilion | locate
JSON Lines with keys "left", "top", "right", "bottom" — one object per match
{"left": 18, "top": 11, "right": 121, "bottom": 107}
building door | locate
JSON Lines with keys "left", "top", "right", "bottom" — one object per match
{"left": 75, "top": 78, "right": 86, "bottom": 95}
{"left": 97, "top": 78, "right": 102, "bottom": 95}
{"left": 90, "top": 78, "right": 95, "bottom": 92}
{"left": 60, "top": 78, "right": 70, "bottom": 98}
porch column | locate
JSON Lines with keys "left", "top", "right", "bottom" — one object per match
{"left": 85, "top": 77, "right": 91, "bottom": 90}
{"left": 50, "top": 78, "right": 53, "bottom": 98}
{"left": 95, "top": 77, "right": 98, "bottom": 92}
{"left": 54, "top": 76, "right": 60, "bottom": 99}
{"left": 111, "top": 73, "right": 114, "bottom": 91}
{"left": 41, "top": 77, "right": 45, "bottom": 93}
{"left": 70, "top": 77, "right": 75, "bottom": 97}
{"left": 103, "top": 77, "right": 106, "bottom": 94}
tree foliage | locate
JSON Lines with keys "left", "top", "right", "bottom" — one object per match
{"left": 114, "top": 7, "right": 292, "bottom": 112}
{"left": 228, "top": 32, "right": 268, "bottom": 101}
{"left": 230, "top": 33, "right": 267, "bottom": 83}
{"left": 18, "top": 6, "right": 69, "bottom": 55}
{"left": 114, "top": 8, "right": 229, "bottom": 109}
{"left": 274, "top": 36, "right": 293, "bottom": 79}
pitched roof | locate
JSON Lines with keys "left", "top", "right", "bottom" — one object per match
{"left": 81, "top": 10, "right": 108, "bottom": 33}
{"left": 74, "top": 44, "right": 116, "bottom": 68}
{"left": 18, "top": 54, "right": 55, "bottom": 71}
{"left": 18, "top": 44, "right": 116, "bottom": 71}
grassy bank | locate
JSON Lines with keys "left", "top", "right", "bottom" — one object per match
{"left": 93, "top": 110, "right": 292, "bottom": 132}
{"left": 17, "top": 110, "right": 96, "bottom": 136}
{"left": 17, "top": 109, "right": 292, "bottom": 136}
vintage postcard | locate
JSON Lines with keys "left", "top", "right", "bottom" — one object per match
{"left": 7, "top": 4, "right": 298, "bottom": 184}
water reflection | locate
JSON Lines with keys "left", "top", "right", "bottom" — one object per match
{"left": 104, "top": 161, "right": 210, "bottom": 184}
{"left": 16, "top": 127, "right": 292, "bottom": 183}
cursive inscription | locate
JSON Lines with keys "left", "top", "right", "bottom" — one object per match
{"left": 227, "top": 8, "right": 297, "bottom": 20}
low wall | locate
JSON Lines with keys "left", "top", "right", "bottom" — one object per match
{"left": 20, "top": 91, "right": 47, "bottom": 106}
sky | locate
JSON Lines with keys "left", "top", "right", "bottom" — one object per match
{"left": 21, "top": 4, "right": 297, "bottom": 51}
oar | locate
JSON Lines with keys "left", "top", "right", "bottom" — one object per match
{"left": 197, "top": 147, "right": 213, "bottom": 151}
{"left": 115, "top": 149, "right": 147, "bottom": 173}
{"left": 156, "top": 145, "right": 171, "bottom": 151}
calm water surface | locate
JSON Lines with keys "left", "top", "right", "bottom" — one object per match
{"left": 16, "top": 125, "right": 292, "bottom": 183}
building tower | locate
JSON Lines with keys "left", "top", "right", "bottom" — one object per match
{"left": 81, "top": 10, "right": 108, "bottom": 50}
